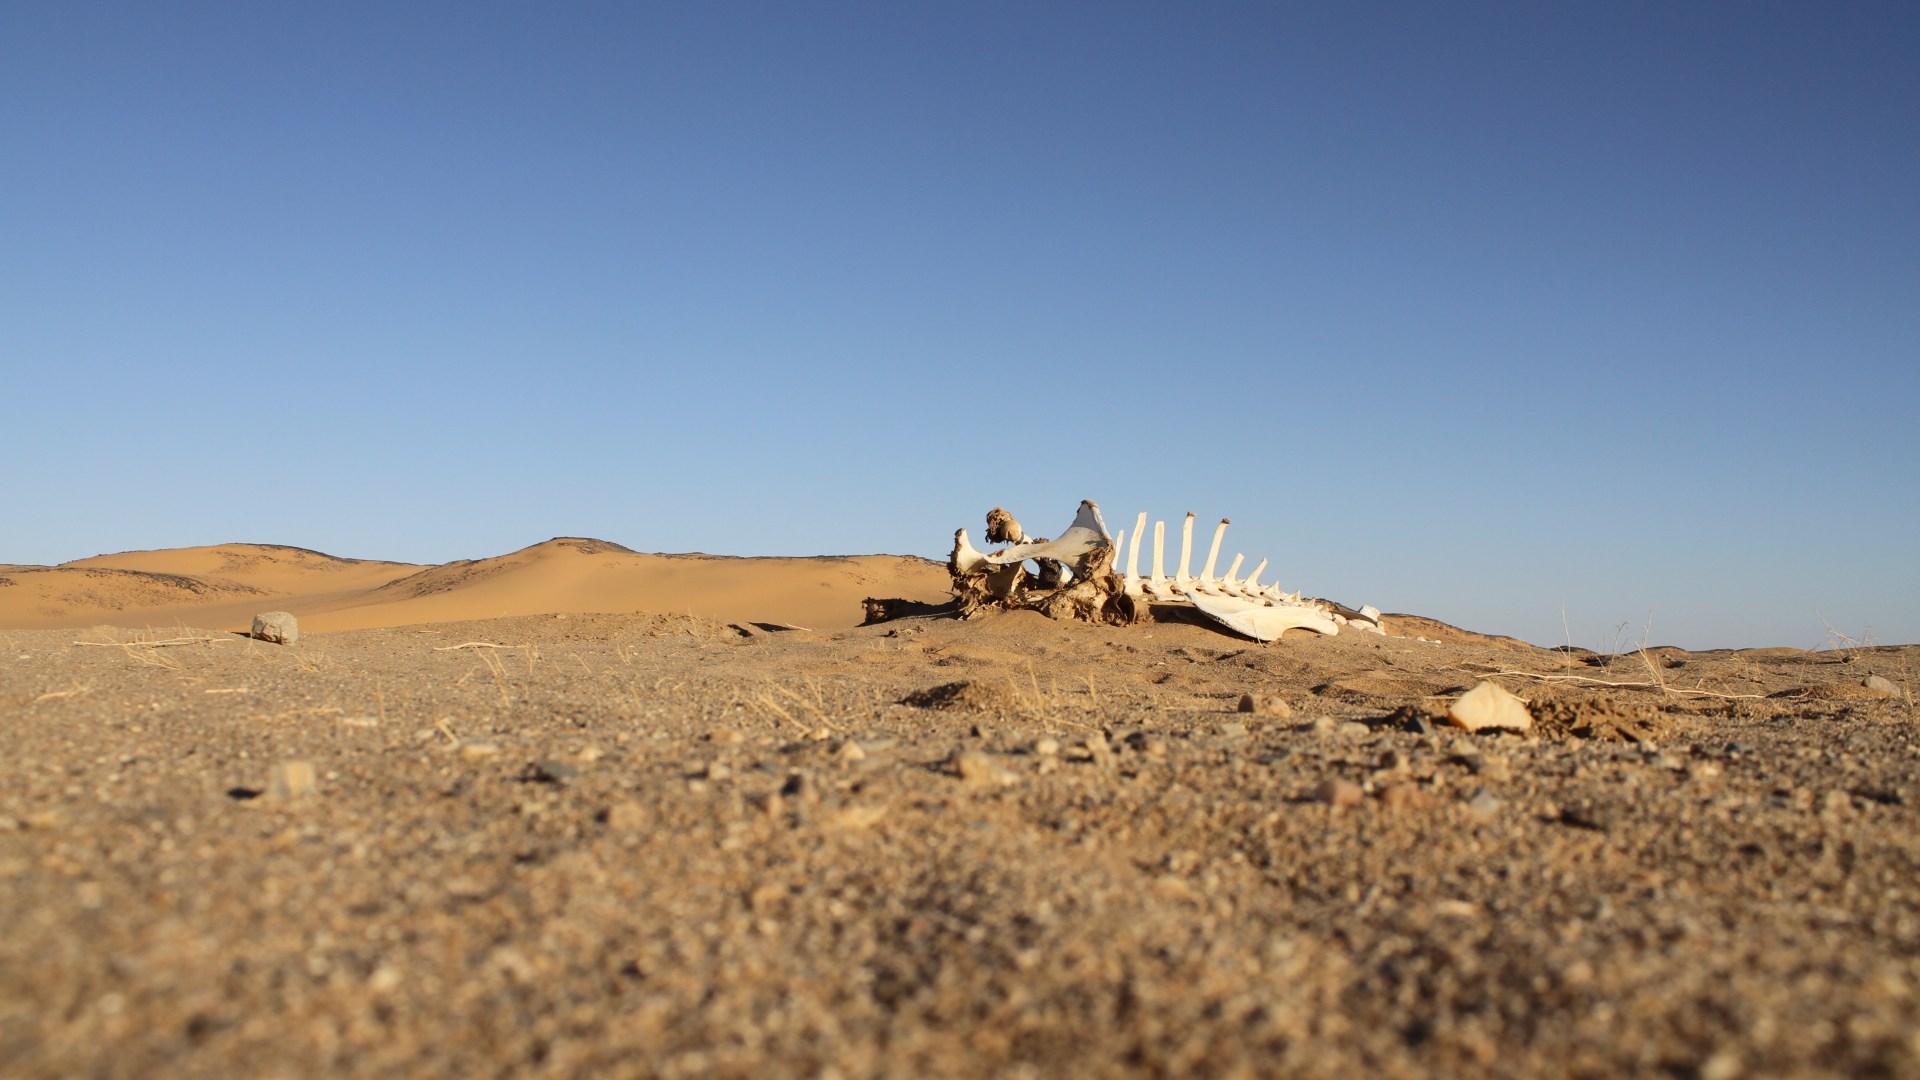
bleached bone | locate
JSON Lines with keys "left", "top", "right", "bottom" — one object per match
{"left": 951, "top": 529, "right": 1025, "bottom": 603}
{"left": 1147, "top": 519, "right": 1175, "bottom": 601}
{"left": 981, "top": 499, "right": 1111, "bottom": 571}
{"left": 1174, "top": 513, "right": 1196, "bottom": 593}
{"left": 943, "top": 499, "right": 1378, "bottom": 645}
{"left": 1183, "top": 589, "right": 1340, "bottom": 641}
{"left": 951, "top": 528, "right": 988, "bottom": 575}
{"left": 1123, "top": 511, "right": 1147, "bottom": 598}
{"left": 1195, "top": 518, "right": 1230, "bottom": 594}
{"left": 1221, "top": 553, "right": 1246, "bottom": 596}
{"left": 1243, "top": 557, "right": 1268, "bottom": 596}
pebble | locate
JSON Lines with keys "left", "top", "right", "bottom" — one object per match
{"left": 1376, "top": 781, "right": 1429, "bottom": 810}
{"left": 953, "top": 751, "right": 1017, "bottom": 788}
{"left": 828, "top": 804, "right": 888, "bottom": 829}
{"left": 1464, "top": 788, "right": 1504, "bottom": 820}
{"left": 1238, "top": 693, "right": 1292, "bottom": 718}
{"left": 1033, "top": 736, "right": 1061, "bottom": 757}
{"left": 458, "top": 740, "right": 500, "bottom": 760}
{"left": 703, "top": 762, "right": 733, "bottom": 782}
{"left": 1311, "top": 778, "right": 1365, "bottom": 808}
{"left": 1215, "top": 721, "right": 1249, "bottom": 741}
{"left": 1687, "top": 761, "right": 1723, "bottom": 782}
{"left": 1864, "top": 674, "right": 1899, "bottom": 697}
{"left": 1455, "top": 753, "right": 1511, "bottom": 783}
{"left": 603, "top": 801, "right": 646, "bottom": 830}
{"left": 834, "top": 740, "right": 867, "bottom": 764}
{"left": 268, "top": 761, "right": 317, "bottom": 800}
{"left": 528, "top": 759, "right": 579, "bottom": 784}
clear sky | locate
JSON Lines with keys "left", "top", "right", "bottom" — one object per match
{"left": 4, "top": 2, "right": 1916, "bottom": 650}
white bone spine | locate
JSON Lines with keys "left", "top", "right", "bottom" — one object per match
{"left": 1199, "top": 518, "right": 1229, "bottom": 593}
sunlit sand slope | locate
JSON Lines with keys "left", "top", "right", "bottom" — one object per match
{"left": 0, "top": 539, "right": 949, "bottom": 634}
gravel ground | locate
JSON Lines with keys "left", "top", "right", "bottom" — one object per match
{"left": 1, "top": 611, "right": 1915, "bottom": 1078}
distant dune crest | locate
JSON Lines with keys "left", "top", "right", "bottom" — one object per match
{"left": 0, "top": 540, "right": 948, "bottom": 634}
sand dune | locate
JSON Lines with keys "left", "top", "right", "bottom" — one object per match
{"left": 0, "top": 538, "right": 950, "bottom": 634}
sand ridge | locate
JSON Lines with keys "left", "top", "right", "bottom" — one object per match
{"left": 0, "top": 539, "right": 951, "bottom": 635}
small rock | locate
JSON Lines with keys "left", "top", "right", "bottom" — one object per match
{"left": 1686, "top": 760, "right": 1722, "bottom": 782}
{"left": 602, "top": 801, "right": 646, "bottom": 830}
{"left": 1820, "top": 789, "right": 1853, "bottom": 815}
{"left": 952, "top": 750, "right": 1017, "bottom": 788}
{"left": 1376, "top": 781, "right": 1429, "bottom": 810}
{"left": 709, "top": 729, "right": 745, "bottom": 745}
{"left": 834, "top": 739, "right": 867, "bottom": 764}
{"left": 828, "top": 804, "right": 887, "bottom": 829}
{"left": 1558, "top": 803, "right": 1610, "bottom": 831}
{"left": 1238, "top": 693, "right": 1292, "bottom": 718}
{"left": 1464, "top": 788, "right": 1504, "bottom": 820}
{"left": 268, "top": 761, "right": 317, "bottom": 800}
{"left": 1699, "top": 1049, "right": 1744, "bottom": 1080}
{"left": 250, "top": 611, "right": 299, "bottom": 645}
{"left": 703, "top": 762, "right": 733, "bottom": 782}
{"left": 1311, "top": 778, "right": 1365, "bottom": 808}
{"left": 1033, "top": 736, "right": 1061, "bottom": 756}
{"left": 1310, "top": 716, "right": 1340, "bottom": 735}
{"left": 1338, "top": 721, "right": 1372, "bottom": 739}
{"left": 1455, "top": 752, "right": 1512, "bottom": 783}
{"left": 458, "top": 740, "right": 500, "bottom": 760}
{"left": 1447, "top": 682, "right": 1533, "bottom": 733}
{"left": 1125, "top": 732, "right": 1168, "bottom": 757}
{"left": 1215, "top": 721, "right": 1249, "bottom": 741}
{"left": 528, "top": 759, "right": 579, "bottom": 784}
{"left": 1864, "top": 674, "right": 1899, "bottom": 697}
{"left": 780, "top": 773, "right": 819, "bottom": 804}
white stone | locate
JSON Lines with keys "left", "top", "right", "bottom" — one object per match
{"left": 1447, "top": 681, "right": 1533, "bottom": 733}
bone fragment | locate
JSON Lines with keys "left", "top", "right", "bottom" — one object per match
{"left": 984, "top": 508, "right": 1025, "bottom": 545}
{"left": 1147, "top": 519, "right": 1175, "bottom": 601}
{"left": 1123, "top": 511, "right": 1147, "bottom": 598}
{"left": 1221, "top": 553, "right": 1246, "bottom": 596}
{"left": 981, "top": 500, "right": 1111, "bottom": 574}
{"left": 1175, "top": 513, "right": 1196, "bottom": 593}
{"left": 951, "top": 529, "right": 989, "bottom": 575}
{"left": 1197, "top": 519, "right": 1230, "bottom": 594}
{"left": 1243, "top": 558, "right": 1268, "bottom": 595}
{"left": 1182, "top": 590, "right": 1340, "bottom": 642}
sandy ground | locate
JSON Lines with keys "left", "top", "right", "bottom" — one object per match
{"left": 0, "top": 540, "right": 951, "bottom": 635}
{"left": 2, "top": 584, "right": 1916, "bottom": 1077}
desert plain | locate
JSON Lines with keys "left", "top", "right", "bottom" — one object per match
{"left": 1, "top": 535, "right": 1916, "bottom": 1078}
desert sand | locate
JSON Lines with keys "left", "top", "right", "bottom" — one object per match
{"left": 1, "top": 537, "right": 1916, "bottom": 1077}
{"left": 0, "top": 539, "right": 951, "bottom": 635}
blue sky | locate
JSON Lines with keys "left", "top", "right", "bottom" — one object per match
{"left": 4, "top": 2, "right": 1916, "bottom": 649}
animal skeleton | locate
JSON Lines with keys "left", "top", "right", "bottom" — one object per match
{"left": 949, "top": 500, "right": 1382, "bottom": 642}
